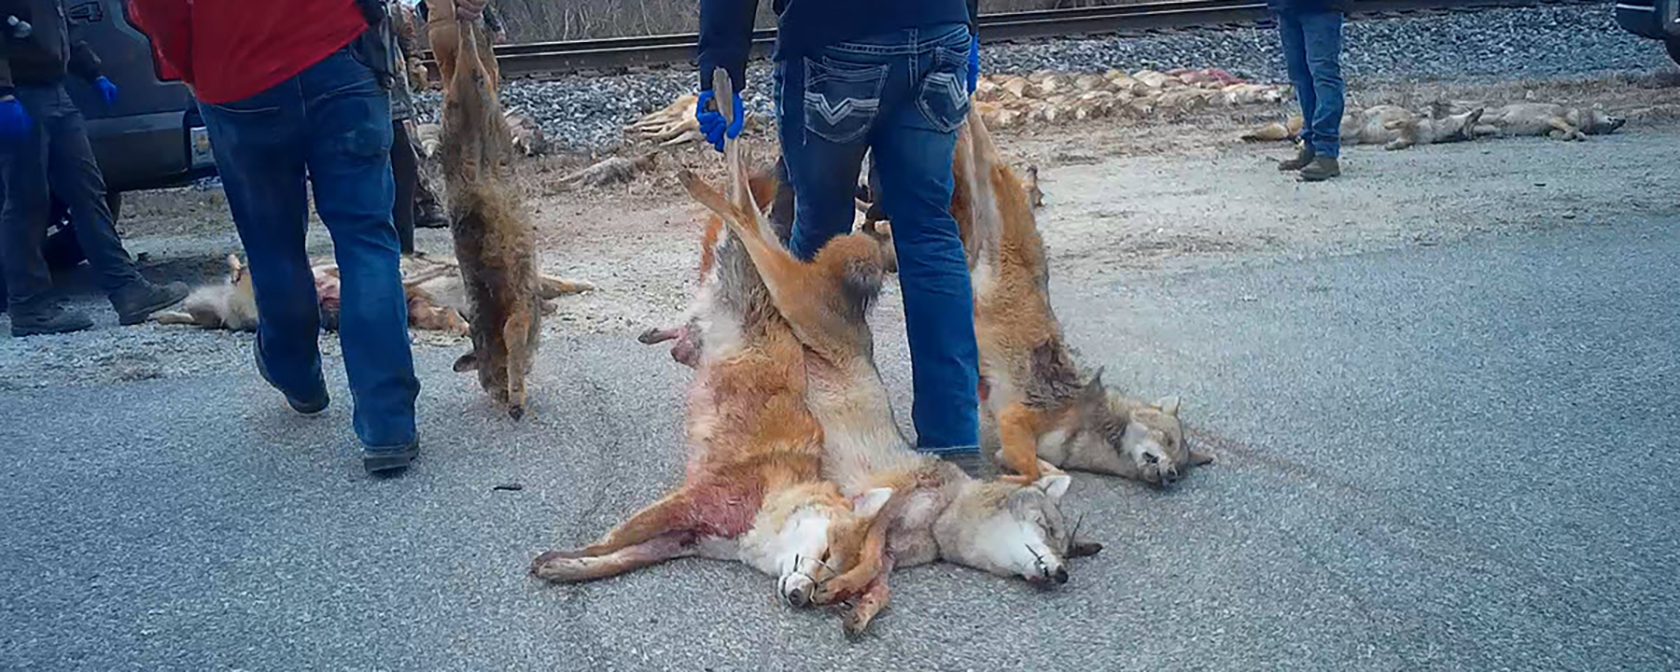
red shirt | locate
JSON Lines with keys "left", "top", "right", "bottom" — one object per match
{"left": 128, "top": 0, "right": 370, "bottom": 105}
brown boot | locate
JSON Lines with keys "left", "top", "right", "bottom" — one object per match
{"left": 1277, "top": 143, "right": 1315, "bottom": 171}
{"left": 1299, "top": 156, "right": 1341, "bottom": 182}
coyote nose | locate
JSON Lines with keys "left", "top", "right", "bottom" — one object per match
{"left": 1052, "top": 567, "right": 1069, "bottom": 585}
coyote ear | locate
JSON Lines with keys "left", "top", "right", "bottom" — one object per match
{"left": 1035, "top": 474, "right": 1072, "bottom": 500}
{"left": 452, "top": 350, "right": 480, "bottom": 372}
{"left": 853, "top": 488, "right": 893, "bottom": 519}
{"left": 1082, "top": 368, "right": 1107, "bottom": 399}
{"left": 1155, "top": 395, "right": 1181, "bottom": 417}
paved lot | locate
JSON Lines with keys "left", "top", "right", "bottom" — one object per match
{"left": 3, "top": 219, "right": 1676, "bottom": 671}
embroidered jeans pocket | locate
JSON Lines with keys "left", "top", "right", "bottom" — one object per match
{"left": 803, "top": 57, "right": 889, "bottom": 144}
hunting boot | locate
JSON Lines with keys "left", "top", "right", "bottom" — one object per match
{"left": 253, "top": 330, "right": 331, "bottom": 415}
{"left": 415, "top": 200, "right": 448, "bottom": 229}
{"left": 1277, "top": 143, "right": 1315, "bottom": 171}
{"left": 1299, "top": 156, "right": 1342, "bottom": 182}
{"left": 941, "top": 450, "right": 998, "bottom": 479}
{"left": 112, "top": 279, "right": 189, "bottom": 326}
{"left": 9, "top": 301, "right": 95, "bottom": 337}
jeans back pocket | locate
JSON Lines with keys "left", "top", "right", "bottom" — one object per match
{"left": 916, "top": 44, "right": 972, "bottom": 134}
{"left": 803, "top": 56, "right": 889, "bottom": 145}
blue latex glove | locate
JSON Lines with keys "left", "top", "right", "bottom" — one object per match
{"left": 696, "top": 88, "right": 744, "bottom": 153}
{"left": 967, "top": 34, "right": 980, "bottom": 95}
{"left": 0, "top": 95, "right": 31, "bottom": 141}
{"left": 94, "top": 77, "right": 119, "bottom": 106}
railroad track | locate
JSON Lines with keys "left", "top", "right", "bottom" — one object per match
{"left": 423, "top": 0, "right": 1594, "bottom": 79}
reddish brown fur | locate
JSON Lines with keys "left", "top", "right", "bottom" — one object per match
{"left": 440, "top": 20, "right": 540, "bottom": 418}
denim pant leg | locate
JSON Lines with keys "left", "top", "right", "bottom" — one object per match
{"left": 778, "top": 58, "right": 870, "bottom": 263}
{"left": 300, "top": 50, "right": 418, "bottom": 450}
{"left": 1298, "top": 11, "right": 1345, "bottom": 157}
{"left": 0, "top": 90, "right": 57, "bottom": 310}
{"left": 199, "top": 83, "right": 328, "bottom": 405}
{"left": 869, "top": 24, "right": 980, "bottom": 453}
{"left": 33, "top": 85, "right": 143, "bottom": 296}
{"left": 1276, "top": 14, "right": 1319, "bottom": 149}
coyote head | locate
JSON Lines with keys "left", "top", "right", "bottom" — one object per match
{"left": 1059, "top": 371, "right": 1202, "bottom": 486}
{"left": 741, "top": 484, "right": 894, "bottom": 607}
{"left": 1577, "top": 105, "right": 1626, "bottom": 135}
{"left": 936, "top": 473, "right": 1090, "bottom": 584}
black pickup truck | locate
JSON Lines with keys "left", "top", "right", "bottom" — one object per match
{"left": 16, "top": 0, "right": 216, "bottom": 269}
{"left": 1615, "top": 0, "right": 1680, "bottom": 64}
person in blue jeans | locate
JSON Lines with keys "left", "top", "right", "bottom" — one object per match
{"left": 197, "top": 44, "right": 421, "bottom": 475}
{"left": 698, "top": 0, "right": 988, "bottom": 475}
{"left": 1271, "top": 0, "right": 1348, "bottom": 181}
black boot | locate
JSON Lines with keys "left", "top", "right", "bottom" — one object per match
{"left": 1299, "top": 156, "right": 1342, "bottom": 182}
{"left": 414, "top": 201, "right": 447, "bottom": 229}
{"left": 1277, "top": 143, "right": 1316, "bottom": 171}
{"left": 10, "top": 301, "right": 95, "bottom": 337}
{"left": 112, "top": 280, "right": 189, "bottom": 325}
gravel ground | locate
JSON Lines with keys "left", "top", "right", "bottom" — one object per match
{"left": 413, "top": 2, "right": 1675, "bottom": 153}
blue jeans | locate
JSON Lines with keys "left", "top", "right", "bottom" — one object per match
{"left": 1, "top": 82, "right": 143, "bottom": 310}
{"left": 1278, "top": 11, "right": 1345, "bottom": 158}
{"left": 199, "top": 47, "right": 419, "bottom": 450}
{"left": 775, "top": 22, "right": 980, "bottom": 454}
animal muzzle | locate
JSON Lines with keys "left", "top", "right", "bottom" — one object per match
{"left": 1025, "top": 551, "right": 1069, "bottom": 585}
{"left": 779, "top": 572, "right": 816, "bottom": 608}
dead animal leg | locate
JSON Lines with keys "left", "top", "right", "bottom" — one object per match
{"left": 538, "top": 275, "right": 594, "bottom": 298}
{"left": 503, "top": 304, "right": 534, "bottom": 419}
{"left": 842, "top": 557, "right": 895, "bottom": 638}
{"left": 577, "top": 490, "right": 696, "bottom": 557}
{"left": 531, "top": 533, "right": 694, "bottom": 583}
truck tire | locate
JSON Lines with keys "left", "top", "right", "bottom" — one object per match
{"left": 43, "top": 192, "right": 124, "bottom": 271}
{"left": 1668, "top": 39, "right": 1680, "bottom": 66}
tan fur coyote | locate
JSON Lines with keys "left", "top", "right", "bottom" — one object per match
{"left": 531, "top": 160, "right": 891, "bottom": 610}
{"left": 948, "top": 110, "right": 1210, "bottom": 486}
{"left": 440, "top": 19, "right": 541, "bottom": 419}
{"left": 1242, "top": 104, "right": 1485, "bottom": 151}
{"left": 153, "top": 254, "right": 258, "bottom": 331}
{"left": 678, "top": 71, "right": 1097, "bottom": 636}
{"left": 1463, "top": 102, "right": 1626, "bottom": 141}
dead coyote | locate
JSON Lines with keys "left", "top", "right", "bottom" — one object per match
{"left": 1460, "top": 102, "right": 1627, "bottom": 141}
{"left": 530, "top": 166, "right": 891, "bottom": 610}
{"left": 949, "top": 110, "right": 1210, "bottom": 486}
{"left": 440, "top": 19, "right": 542, "bottom": 419}
{"left": 153, "top": 254, "right": 258, "bottom": 331}
{"left": 678, "top": 71, "right": 1098, "bottom": 636}
{"left": 1242, "top": 104, "right": 1486, "bottom": 151}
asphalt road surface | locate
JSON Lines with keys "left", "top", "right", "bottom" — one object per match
{"left": 4, "top": 220, "right": 1677, "bottom": 671}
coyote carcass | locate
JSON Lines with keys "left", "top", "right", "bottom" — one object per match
{"left": 440, "top": 19, "right": 541, "bottom": 419}
{"left": 153, "top": 254, "right": 258, "bottom": 331}
{"left": 948, "top": 110, "right": 1210, "bottom": 486}
{"left": 1464, "top": 102, "right": 1626, "bottom": 141}
{"left": 679, "top": 71, "right": 1097, "bottom": 636}
{"left": 531, "top": 162, "right": 891, "bottom": 610}
{"left": 1242, "top": 104, "right": 1485, "bottom": 151}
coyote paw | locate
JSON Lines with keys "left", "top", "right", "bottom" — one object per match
{"left": 530, "top": 550, "right": 574, "bottom": 578}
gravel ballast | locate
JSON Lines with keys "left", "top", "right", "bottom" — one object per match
{"left": 426, "top": 2, "right": 1672, "bottom": 153}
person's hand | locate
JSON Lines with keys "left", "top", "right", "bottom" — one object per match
{"left": 455, "top": 0, "right": 487, "bottom": 21}
{"left": 696, "top": 88, "right": 744, "bottom": 153}
{"left": 967, "top": 34, "right": 980, "bottom": 95}
{"left": 94, "top": 76, "right": 120, "bottom": 106}
{"left": 0, "top": 94, "right": 31, "bottom": 141}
